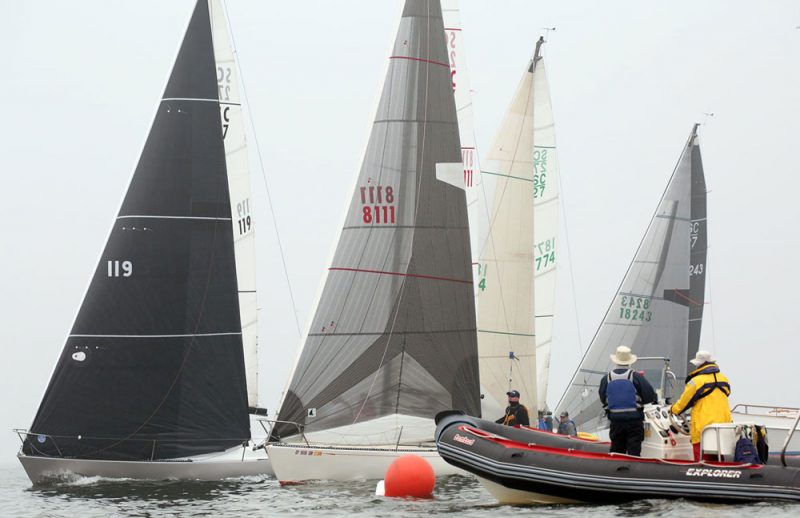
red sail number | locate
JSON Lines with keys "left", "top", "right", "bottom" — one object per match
{"left": 360, "top": 185, "right": 396, "bottom": 224}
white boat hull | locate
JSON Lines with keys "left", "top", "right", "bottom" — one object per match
{"left": 478, "top": 476, "right": 581, "bottom": 505}
{"left": 266, "top": 443, "right": 466, "bottom": 483}
{"left": 18, "top": 446, "right": 273, "bottom": 484}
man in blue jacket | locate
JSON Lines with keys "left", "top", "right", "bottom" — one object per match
{"left": 598, "top": 345, "right": 658, "bottom": 456}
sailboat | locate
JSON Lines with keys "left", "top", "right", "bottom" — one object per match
{"left": 16, "top": 0, "right": 272, "bottom": 483}
{"left": 265, "top": 0, "right": 481, "bottom": 483}
{"left": 556, "top": 124, "right": 707, "bottom": 433}
{"left": 475, "top": 37, "right": 560, "bottom": 417}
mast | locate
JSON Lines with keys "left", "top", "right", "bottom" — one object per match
{"left": 23, "top": 0, "right": 249, "bottom": 461}
{"left": 556, "top": 125, "right": 700, "bottom": 431}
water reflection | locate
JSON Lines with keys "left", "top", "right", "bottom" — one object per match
{"left": 26, "top": 475, "right": 274, "bottom": 505}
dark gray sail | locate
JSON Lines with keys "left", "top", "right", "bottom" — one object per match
{"left": 688, "top": 124, "right": 707, "bottom": 361}
{"left": 556, "top": 125, "right": 703, "bottom": 432}
{"left": 23, "top": 0, "right": 249, "bottom": 461}
{"left": 272, "top": 0, "right": 480, "bottom": 443}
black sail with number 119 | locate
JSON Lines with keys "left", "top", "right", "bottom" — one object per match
{"left": 23, "top": 0, "right": 249, "bottom": 461}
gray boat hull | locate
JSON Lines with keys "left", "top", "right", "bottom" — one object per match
{"left": 18, "top": 450, "right": 273, "bottom": 484}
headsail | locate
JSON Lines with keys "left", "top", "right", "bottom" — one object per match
{"left": 271, "top": 0, "right": 480, "bottom": 445}
{"left": 556, "top": 125, "right": 704, "bottom": 432}
{"left": 476, "top": 41, "right": 545, "bottom": 413}
{"left": 23, "top": 0, "right": 250, "bottom": 461}
{"left": 209, "top": 0, "right": 259, "bottom": 410}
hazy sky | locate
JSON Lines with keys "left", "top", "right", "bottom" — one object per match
{"left": 2, "top": 1, "right": 799, "bottom": 462}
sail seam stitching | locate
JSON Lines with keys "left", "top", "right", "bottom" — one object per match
{"left": 328, "top": 266, "right": 471, "bottom": 284}
{"left": 69, "top": 333, "right": 241, "bottom": 338}
{"left": 117, "top": 215, "right": 232, "bottom": 221}
{"left": 389, "top": 55, "right": 449, "bottom": 69}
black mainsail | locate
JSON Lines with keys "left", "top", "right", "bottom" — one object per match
{"left": 23, "top": 0, "right": 249, "bottom": 461}
{"left": 556, "top": 125, "right": 707, "bottom": 432}
{"left": 272, "top": 0, "right": 480, "bottom": 444}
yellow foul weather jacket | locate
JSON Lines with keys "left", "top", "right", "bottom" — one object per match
{"left": 670, "top": 363, "right": 732, "bottom": 444}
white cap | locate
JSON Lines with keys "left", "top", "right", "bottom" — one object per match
{"left": 690, "top": 350, "right": 715, "bottom": 367}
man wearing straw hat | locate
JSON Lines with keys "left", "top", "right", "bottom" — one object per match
{"left": 599, "top": 345, "right": 658, "bottom": 456}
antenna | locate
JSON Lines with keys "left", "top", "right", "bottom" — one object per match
{"left": 702, "top": 112, "right": 714, "bottom": 125}
{"left": 541, "top": 27, "right": 556, "bottom": 40}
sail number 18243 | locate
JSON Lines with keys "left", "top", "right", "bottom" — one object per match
{"left": 619, "top": 295, "right": 652, "bottom": 322}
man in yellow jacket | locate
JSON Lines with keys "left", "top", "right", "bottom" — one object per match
{"left": 670, "top": 350, "right": 732, "bottom": 460}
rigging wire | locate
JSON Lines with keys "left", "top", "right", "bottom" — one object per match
{"left": 539, "top": 30, "right": 585, "bottom": 356}
{"left": 556, "top": 164, "right": 585, "bottom": 357}
{"left": 223, "top": 0, "right": 302, "bottom": 337}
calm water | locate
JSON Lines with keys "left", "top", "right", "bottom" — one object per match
{"left": 2, "top": 462, "right": 799, "bottom": 517}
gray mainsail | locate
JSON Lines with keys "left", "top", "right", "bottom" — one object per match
{"left": 556, "top": 125, "right": 705, "bottom": 432}
{"left": 271, "top": 0, "right": 480, "bottom": 444}
{"left": 688, "top": 124, "right": 707, "bottom": 361}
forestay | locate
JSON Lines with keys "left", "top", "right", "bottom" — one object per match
{"left": 271, "top": 0, "right": 480, "bottom": 446}
{"left": 23, "top": 0, "right": 250, "bottom": 461}
{"left": 557, "top": 125, "right": 705, "bottom": 432}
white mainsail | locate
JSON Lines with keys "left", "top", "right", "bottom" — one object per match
{"left": 530, "top": 44, "right": 560, "bottom": 411}
{"left": 210, "top": 0, "right": 259, "bottom": 408}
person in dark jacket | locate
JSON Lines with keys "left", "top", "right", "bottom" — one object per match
{"left": 557, "top": 411, "right": 577, "bottom": 436}
{"left": 598, "top": 345, "right": 658, "bottom": 456}
{"left": 496, "top": 390, "right": 530, "bottom": 426}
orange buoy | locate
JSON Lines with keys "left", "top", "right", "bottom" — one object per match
{"left": 382, "top": 454, "right": 435, "bottom": 498}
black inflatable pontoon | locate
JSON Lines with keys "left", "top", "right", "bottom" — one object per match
{"left": 435, "top": 411, "right": 800, "bottom": 504}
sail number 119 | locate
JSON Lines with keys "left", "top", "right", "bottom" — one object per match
{"left": 107, "top": 260, "right": 132, "bottom": 277}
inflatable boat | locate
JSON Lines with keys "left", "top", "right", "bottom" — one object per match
{"left": 435, "top": 407, "right": 800, "bottom": 504}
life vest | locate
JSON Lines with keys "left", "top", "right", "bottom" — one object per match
{"left": 606, "top": 369, "right": 642, "bottom": 414}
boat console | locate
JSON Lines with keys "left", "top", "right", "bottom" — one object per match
{"left": 641, "top": 403, "right": 693, "bottom": 460}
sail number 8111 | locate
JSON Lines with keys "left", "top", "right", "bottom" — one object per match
{"left": 360, "top": 185, "right": 396, "bottom": 225}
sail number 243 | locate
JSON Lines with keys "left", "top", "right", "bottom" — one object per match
{"left": 360, "top": 184, "right": 395, "bottom": 225}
